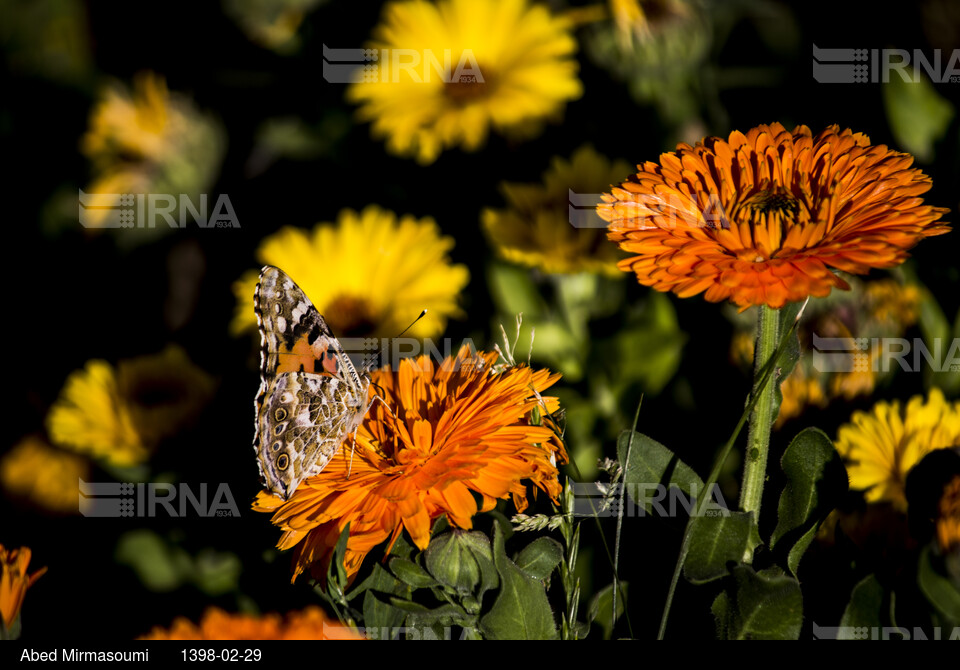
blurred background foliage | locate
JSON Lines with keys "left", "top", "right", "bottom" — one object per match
{"left": 1, "top": 0, "right": 958, "bottom": 639}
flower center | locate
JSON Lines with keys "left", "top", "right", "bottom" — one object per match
{"left": 729, "top": 184, "right": 811, "bottom": 260}
{"left": 324, "top": 295, "right": 378, "bottom": 338}
{"left": 443, "top": 65, "right": 493, "bottom": 104}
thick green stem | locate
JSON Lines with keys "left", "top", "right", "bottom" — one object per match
{"left": 738, "top": 305, "right": 780, "bottom": 562}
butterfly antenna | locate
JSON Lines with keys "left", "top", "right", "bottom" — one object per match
{"left": 360, "top": 309, "right": 429, "bottom": 372}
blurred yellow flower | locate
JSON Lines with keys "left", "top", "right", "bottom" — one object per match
{"left": 482, "top": 145, "right": 630, "bottom": 276}
{"left": 232, "top": 205, "right": 469, "bottom": 339}
{"left": 80, "top": 72, "right": 224, "bottom": 231}
{"left": 0, "top": 545, "right": 46, "bottom": 631}
{"left": 730, "top": 279, "right": 924, "bottom": 426}
{"left": 223, "top": 0, "right": 323, "bottom": 53}
{"left": 347, "top": 0, "right": 582, "bottom": 164}
{"left": 836, "top": 388, "right": 960, "bottom": 509}
{"left": 0, "top": 437, "right": 88, "bottom": 513}
{"left": 46, "top": 346, "right": 215, "bottom": 467}
{"left": 140, "top": 606, "right": 361, "bottom": 640}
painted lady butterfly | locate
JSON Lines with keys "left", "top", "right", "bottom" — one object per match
{"left": 252, "top": 266, "right": 373, "bottom": 500}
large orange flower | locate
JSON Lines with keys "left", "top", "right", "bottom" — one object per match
{"left": 0, "top": 545, "right": 46, "bottom": 630}
{"left": 253, "top": 347, "right": 564, "bottom": 581}
{"left": 140, "top": 606, "right": 361, "bottom": 640}
{"left": 598, "top": 123, "right": 950, "bottom": 309}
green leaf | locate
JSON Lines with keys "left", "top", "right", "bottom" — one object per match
{"left": 348, "top": 562, "right": 407, "bottom": 603}
{"left": 918, "top": 545, "right": 960, "bottom": 624}
{"left": 479, "top": 521, "right": 558, "bottom": 639}
{"left": 327, "top": 523, "right": 351, "bottom": 595}
{"left": 770, "top": 303, "right": 802, "bottom": 422}
{"left": 711, "top": 566, "right": 803, "bottom": 640}
{"left": 617, "top": 430, "right": 705, "bottom": 514}
{"left": 786, "top": 524, "right": 819, "bottom": 578}
{"left": 683, "top": 512, "right": 755, "bottom": 584}
{"left": 883, "top": 73, "right": 954, "bottom": 163}
{"left": 587, "top": 582, "right": 628, "bottom": 640}
{"left": 425, "top": 531, "right": 481, "bottom": 595}
{"left": 115, "top": 530, "right": 191, "bottom": 592}
{"left": 362, "top": 590, "right": 408, "bottom": 635}
{"left": 604, "top": 292, "right": 685, "bottom": 394}
{"left": 486, "top": 261, "right": 546, "bottom": 318}
{"left": 389, "top": 558, "right": 439, "bottom": 589}
{"left": 404, "top": 603, "right": 476, "bottom": 639}
{"left": 771, "top": 428, "right": 848, "bottom": 576}
{"left": 838, "top": 574, "right": 884, "bottom": 637}
{"left": 514, "top": 537, "right": 564, "bottom": 580}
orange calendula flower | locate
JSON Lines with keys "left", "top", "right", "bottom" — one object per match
{"left": 140, "top": 606, "right": 361, "bottom": 640}
{"left": 254, "top": 347, "right": 564, "bottom": 581}
{"left": 0, "top": 545, "right": 46, "bottom": 630}
{"left": 598, "top": 123, "right": 950, "bottom": 309}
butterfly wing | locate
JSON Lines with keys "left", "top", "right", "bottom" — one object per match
{"left": 253, "top": 266, "right": 369, "bottom": 499}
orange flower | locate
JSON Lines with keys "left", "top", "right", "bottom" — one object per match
{"left": 140, "top": 606, "right": 361, "bottom": 640}
{"left": 253, "top": 347, "right": 564, "bottom": 582}
{"left": 0, "top": 545, "right": 46, "bottom": 629}
{"left": 598, "top": 123, "right": 950, "bottom": 309}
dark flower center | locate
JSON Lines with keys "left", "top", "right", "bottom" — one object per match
{"left": 325, "top": 294, "right": 378, "bottom": 338}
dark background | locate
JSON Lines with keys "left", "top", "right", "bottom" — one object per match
{"left": 2, "top": 0, "right": 957, "bottom": 639}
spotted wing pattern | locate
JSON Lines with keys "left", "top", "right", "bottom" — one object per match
{"left": 253, "top": 266, "right": 370, "bottom": 500}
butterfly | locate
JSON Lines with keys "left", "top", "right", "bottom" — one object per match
{"left": 252, "top": 266, "right": 375, "bottom": 500}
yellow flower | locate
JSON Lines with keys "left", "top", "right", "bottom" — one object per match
{"left": 482, "top": 145, "right": 631, "bottom": 276}
{"left": 835, "top": 388, "right": 960, "bottom": 509}
{"left": 253, "top": 347, "right": 564, "bottom": 582}
{"left": 0, "top": 545, "right": 46, "bottom": 631}
{"left": 140, "top": 606, "right": 362, "bottom": 640}
{"left": 232, "top": 205, "right": 469, "bottom": 339}
{"left": 347, "top": 0, "right": 582, "bottom": 164}
{"left": 80, "top": 72, "right": 224, "bottom": 230}
{"left": 0, "top": 437, "right": 88, "bottom": 513}
{"left": 46, "top": 346, "right": 215, "bottom": 467}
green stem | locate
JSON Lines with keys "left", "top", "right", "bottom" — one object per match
{"left": 738, "top": 305, "right": 780, "bottom": 562}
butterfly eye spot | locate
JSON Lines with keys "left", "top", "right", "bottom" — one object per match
{"left": 274, "top": 423, "right": 287, "bottom": 436}
{"left": 277, "top": 454, "right": 289, "bottom": 470}
{"left": 272, "top": 441, "right": 282, "bottom": 452}
{"left": 275, "top": 408, "right": 287, "bottom": 421}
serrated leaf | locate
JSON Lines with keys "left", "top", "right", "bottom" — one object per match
{"left": 514, "top": 537, "right": 563, "bottom": 580}
{"left": 479, "top": 522, "right": 558, "bottom": 639}
{"left": 711, "top": 566, "right": 803, "bottom": 640}
{"left": 683, "top": 512, "right": 754, "bottom": 584}
{"left": 771, "top": 427, "right": 848, "bottom": 571}
{"left": 838, "top": 574, "right": 884, "bottom": 638}
{"left": 918, "top": 545, "right": 960, "bottom": 623}
{"left": 390, "top": 557, "right": 439, "bottom": 589}
{"left": 617, "top": 430, "right": 705, "bottom": 514}
{"left": 587, "top": 582, "right": 628, "bottom": 640}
